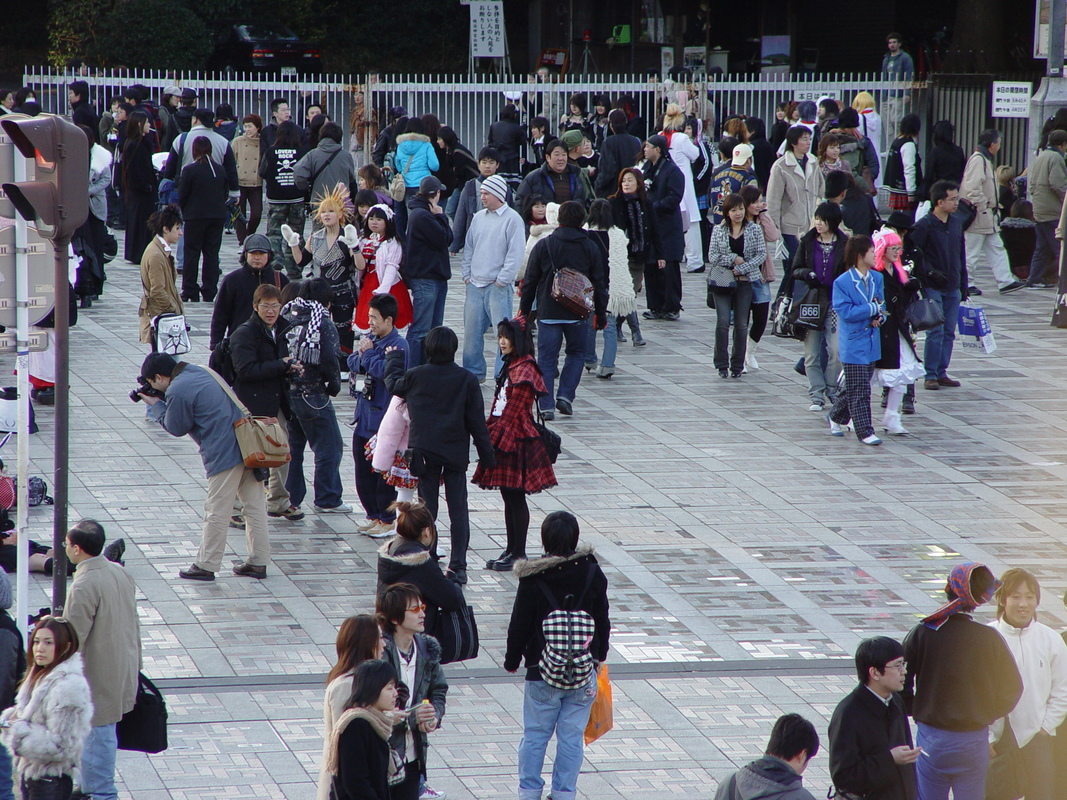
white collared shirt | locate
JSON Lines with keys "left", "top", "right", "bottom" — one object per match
{"left": 155, "top": 235, "right": 172, "bottom": 255}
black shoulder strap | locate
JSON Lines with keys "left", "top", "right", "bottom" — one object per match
{"left": 309, "top": 147, "right": 341, "bottom": 190}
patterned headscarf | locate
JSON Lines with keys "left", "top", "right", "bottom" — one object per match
{"left": 921, "top": 562, "right": 1002, "bottom": 630}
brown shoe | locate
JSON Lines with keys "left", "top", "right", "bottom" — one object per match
{"left": 937, "top": 376, "right": 961, "bottom": 387}
{"left": 232, "top": 562, "right": 267, "bottom": 579}
{"left": 923, "top": 379, "right": 940, "bottom": 391}
{"left": 178, "top": 564, "right": 215, "bottom": 581}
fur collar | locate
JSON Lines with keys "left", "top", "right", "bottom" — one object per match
{"left": 15, "top": 653, "right": 87, "bottom": 716}
{"left": 377, "top": 538, "right": 431, "bottom": 566}
{"left": 513, "top": 543, "right": 595, "bottom": 579}
{"left": 396, "top": 132, "right": 430, "bottom": 144}
{"left": 90, "top": 144, "right": 112, "bottom": 175}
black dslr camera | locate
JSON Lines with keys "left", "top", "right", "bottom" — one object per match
{"left": 129, "top": 378, "right": 164, "bottom": 403}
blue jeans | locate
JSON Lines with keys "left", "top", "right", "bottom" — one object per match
{"left": 80, "top": 723, "right": 118, "bottom": 800}
{"left": 923, "top": 287, "right": 961, "bottom": 380}
{"left": 0, "top": 742, "right": 12, "bottom": 800}
{"left": 537, "top": 321, "right": 587, "bottom": 410}
{"left": 406, "top": 278, "right": 448, "bottom": 366}
{"left": 803, "top": 310, "right": 841, "bottom": 405}
{"left": 285, "top": 392, "right": 344, "bottom": 509}
{"left": 916, "top": 723, "right": 990, "bottom": 800}
{"left": 462, "top": 282, "right": 513, "bottom": 380}
{"left": 445, "top": 184, "right": 463, "bottom": 221}
{"left": 586, "top": 316, "right": 619, "bottom": 370}
{"left": 517, "top": 678, "right": 597, "bottom": 800}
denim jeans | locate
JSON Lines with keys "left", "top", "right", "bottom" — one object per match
{"left": 923, "top": 287, "right": 961, "bottom": 380}
{"left": 285, "top": 392, "right": 344, "bottom": 509}
{"left": 406, "top": 278, "right": 448, "bottom": 366}
{"left": 517, "top": 677, "right": 597, "bottom": 800}
{"left": 712, "top": 282, "right": 752, "bottom": 373}
{"left": 586, "top": 316, "right": 619, "bottom": 370}
{"left": 80, "top": 723, "right": 118, "bottom": 800}
{"left": 0, "top": 742, "right": 12, "bottom": 800}
{"left": 462, "top": 282, "right": 513, "bottom": 380}
{"left": 803, "top": 310, "right": 842, "bottom": 405}
{"left": 536, "top": 321, "right": 587, "bottom": 410}
{"left": 916, "top": 723, "right": 990, "bottom": 800}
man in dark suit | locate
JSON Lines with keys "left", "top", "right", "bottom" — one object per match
{"left": 641, "top": 135, "right": 686, "bottom": 321}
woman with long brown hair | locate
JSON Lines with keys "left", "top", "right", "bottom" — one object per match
{"left": 0, "top": 617, "right": 92, "bottom": 800}
{"left": 317, "top": 615, "right": 385, "bottom": 800}
{"left": 608, "top": 167, "right": 652, "bottom": 345}
{"left": 120, "top": 110, "right": 157, "bottom": 264}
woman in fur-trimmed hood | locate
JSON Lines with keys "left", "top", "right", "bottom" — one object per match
{"left": 0, "top": 616, "right": 92, "bottom": 791}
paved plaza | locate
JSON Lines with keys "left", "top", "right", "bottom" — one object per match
{"left": 9, "top": 230, "right": 1067, "bottom": 799}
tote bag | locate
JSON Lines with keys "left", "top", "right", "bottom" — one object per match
{"left": 431, "top": 603, "right": 479, "bottom": 664}
{"left": 117, "top": 672, "right": 168, "bottom": 753}
{"left": 152, "top": 312, "right": 191, "bottom": 356}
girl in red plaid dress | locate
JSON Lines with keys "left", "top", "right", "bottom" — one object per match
{"left": 472, "top": 316, "right": 557, "bottom": 572}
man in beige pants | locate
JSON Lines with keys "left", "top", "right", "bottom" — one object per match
{"left": 140, "top": 352, "right": 270, "bottom": 580}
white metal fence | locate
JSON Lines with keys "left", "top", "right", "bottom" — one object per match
{"left": 24, "top": 67, "right": 1030, "bottom": 174}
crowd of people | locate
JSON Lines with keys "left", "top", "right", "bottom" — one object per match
{"left": 2, "top": 28, "right": 1066, "bottom": 800}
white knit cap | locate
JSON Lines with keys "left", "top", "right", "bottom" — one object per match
{"left": 481, "top": 175, "right": 509, "bottom": 203}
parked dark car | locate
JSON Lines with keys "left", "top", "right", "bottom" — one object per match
{"left": 209, "top": 22, "right": 321, "bottom": 74}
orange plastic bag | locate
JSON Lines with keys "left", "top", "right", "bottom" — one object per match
{"left": 584, "top": 664, "right": 613, "bottom": 744}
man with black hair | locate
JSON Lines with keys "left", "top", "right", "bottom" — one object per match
{"left": 140, "top": 352, "right": 271, "bottom": 581}
{"left": 902, "top": 562, "right": 1022, "bottom": 800}
{"left": 818, "top": 97, "right": 840, "bottom": 136}
{"left": 261, "top": 98, "right": 303, "bottom": 151}
{"left": 68, "top": 80, "right": 98, "bottom": 133}
{"left": 594, "top": 110, "right": 642, "bottom": 198}
{"left": 640, "top": 135, "right": 686, "bottom": 321}
{"left": 451, "top": 146, "right": 513, "bottom": 253}
{"left": 714, "top": 713, "right": 820, "bottom": 800}
{"left": 210, "top": 234, "right": 289, "bottom": 350}
{"left": 404, "top": 176, "right": 454, "bottom": 366}
{"left": 350, "top": 293, "right": 408, "bottom": 538}
{"left": 163, "top": 87, "right": 198, "bottom": 150}
{"left": 515, "top": 139, "right": 590, "bottom": 210}
{"left": 65, "top": 519, "right": 141, "bottom": 800}
{"left": 828, "top": 637, "right": 919, "bottom": 800}
{"left": 384, "top": 326, "right": 494, "bottom": 586}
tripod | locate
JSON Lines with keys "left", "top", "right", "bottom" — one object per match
{"left": 578, "top": 39, "right": 599, "bottom": 80}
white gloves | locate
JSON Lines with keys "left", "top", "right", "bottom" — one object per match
{"left": 281, "top": 224, "right": 300, "bottom": 247}
{"left": 342, "top": 224, "right": 360, "bottom": 249}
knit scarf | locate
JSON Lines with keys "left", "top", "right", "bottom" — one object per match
{"left": 324, "top": 706, "right": 395, "bottom": 775}
{"left": 282, "top": 297, "right": 326, "bottom": 365}
{"left": 920, "top": 562, "right": 1001, "bottom": 631}
{"left": 621, "top": 194, "right": 645, "bottom": 255}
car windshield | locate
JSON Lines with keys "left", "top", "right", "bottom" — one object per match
{"left": 238, "top": 24, "right": 298, "bottom": 41}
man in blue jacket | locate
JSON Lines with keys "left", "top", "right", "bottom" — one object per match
{"left": 140, "top": 352, "right": 270, "bottom": 581}
{"left": 349, "top": 294, "right": 408, "bottom": 538}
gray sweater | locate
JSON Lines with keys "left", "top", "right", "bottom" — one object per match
{"left": 149, "top": 363, "right": 244, "bottom": 477}
{"left": 461, "top": 205, "right": 526, "bottom": 287}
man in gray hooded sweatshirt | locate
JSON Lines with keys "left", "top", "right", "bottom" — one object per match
{"left": 714, "top": 714, "right": 820, "bottom": 800}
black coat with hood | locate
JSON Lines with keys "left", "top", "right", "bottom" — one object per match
{"left": 504, "top": 546, "right": 610, "bottom": 682}
{"left": 403, "top": 195, "right": 454, "bottom": 281}
{"left": 377, "top": 537, "right": 464, "bottom": 634}
{"left": 210, "top": 262, "right": 289, "bottom": 348}
{"left": 713, "top": 755, "right": 817, "bottom": 800}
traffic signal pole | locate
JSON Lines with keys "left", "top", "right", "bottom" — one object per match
{"left": 50, "top": 236, "right": 68, "bottom": 614}
{"left": 11, "top": 150, "right": 30, "bottom": 640}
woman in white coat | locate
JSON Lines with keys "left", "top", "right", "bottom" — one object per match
{"left": 852, "top": 92, "right": 883, "bottom": 190}
{"left": 0, "top": 616, "right": 92, "bottom": 800}
{"left": 659, "top": 104, "right": 703, "bottom": 273}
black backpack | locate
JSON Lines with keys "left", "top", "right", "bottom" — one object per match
{"left": 208, "top": 339, "right": 237, "bottom": 385}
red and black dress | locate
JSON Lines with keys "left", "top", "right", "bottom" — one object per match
{"left": 472, "top": 355, "right": 557, "bottom": 494}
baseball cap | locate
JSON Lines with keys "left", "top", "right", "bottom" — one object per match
{"left": 732, "top": 143, "right": 754, "bottom": 166}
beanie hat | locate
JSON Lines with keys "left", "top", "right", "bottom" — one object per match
{"left": 0, "top": 570, "right": 11, "bottom": 610}
{"left": 481, "top": 175, "right": 508, "bottom": 203}
{"left": 560, "top": 129, "right": 586, "bottom": 150}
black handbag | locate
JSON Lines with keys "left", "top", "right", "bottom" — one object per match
{"left": 791, "top": 285, "right": 828, "bottom": 330}
{"left": 431, "top": 603, "right": 480, "bottom": 664}
{"left": 117, "top": 672, "right": 168, "bottom": 753}
{"left": 955, "top": 197, "right": 978, "bottom": 231}
{"left": 903, "top": 291, "right": 946, "bottom": 332}
{"left": 534, "top": 407, "right": 561, "bottom": 463}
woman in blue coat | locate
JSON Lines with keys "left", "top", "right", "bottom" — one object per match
{"left": 393, "top": 117, "right": 439, "bottom": 237}
{"left": 828, "top": 235, "right": 886, "bottom": 446}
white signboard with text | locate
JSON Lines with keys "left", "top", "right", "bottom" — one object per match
{"left": 991, "top": 81, "right": 1032, "bottom": 118}
{"left": 470, "top": 2, "right": 505, "bottom": 58}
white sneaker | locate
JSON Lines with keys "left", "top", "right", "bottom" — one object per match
{"left": 808, "top": 402, "right": 824, "bottom": 412}
{"left": 829, "top": 419, "right": 844, "bottom": 436}
{"left": 340, "top": 371, "right": 350, "bottom": 382}
{"left": 314, "top": 502, "right": 353, "bottom": 514}
{"left": 420, "top": 786, "right": 447, "bottom": 800}
{"left": 861, "top": 434, "right": 883, "bottom": 446}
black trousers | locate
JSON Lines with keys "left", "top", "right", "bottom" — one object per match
{"left": 182, "top": 217, "right": 224, "bottom": 300}
{"left": 234, "top": 186, "right": 263, "bottom": 243}
{"left": 644, "top": 260, "right": 682, "bottom": 313}
{"left": 417, "top": 461, "right": 470, "bottom": 572}
{"left": 353, "top": 433, "right": 397, "bottom": 522}
{"left": 388, "top": 762, "right": 421, "bottom": 800}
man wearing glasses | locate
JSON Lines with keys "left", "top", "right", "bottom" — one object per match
{"left": 828, "top": 637, "right": 920, "bottom": 800}
{"left": 901, "top": 562, "right": 1022, "bottom": 800}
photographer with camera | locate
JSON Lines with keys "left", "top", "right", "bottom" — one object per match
{"left": 230, "top": 283, "right": 304, "bottom": 523}
{"left": 349, "top": 294, "right": 408, "bottom": 538}
{"left": 139, "top": 352, "right": 271, "bottom": 580}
